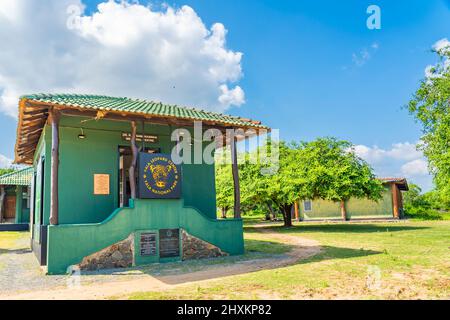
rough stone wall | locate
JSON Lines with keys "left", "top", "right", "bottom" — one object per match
{"left": 78, "top": 234, "right": 134, "bottom": 271}
{"left": 182, "top": 229, "right": 228, "bottom": 260}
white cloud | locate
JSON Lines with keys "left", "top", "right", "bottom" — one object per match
{"left": 352, "top": 142, "right": 422, "bottom": 164}
{"left": 401, "top": 159, "right": 429, "bottom": 176}
{"left": 432, "top": 38, "right": 450, "bottom": 54}
{"left": 425, "top": 38, "right": 450, "bottom": 80}
{"left": 351, "top": 42, "right": 379, "bottom": 67}
{"left": 0, "top": 0, "right": 23, "bottom": 21}
{"left": 0, "top": 154, "right": 12, "bottom": 168}
{"left": 352, "top": 142, "right": 433, "bottom": 191}
{"left": 218, "top": 85, "right": 245, "bottom": 107}
{"left": 0, "top": 0, "right": 245, "bottom": 118}
{"left": 352, "top": 49, "right": 371, "bottom": 67}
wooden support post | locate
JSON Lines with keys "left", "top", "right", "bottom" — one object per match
{"left": 15, "top": 186, "right": 23, "bottom": 224}
{"left": 49, "top": 109, "right": 60, "bottom": 225}
{"left": 392, "top": 183, "right": 400, "bottom": 219}
{"left": 230, "top": 134, "right": 241, "bottom": 219}
{"left": 29, "top": 174, "right": 35, "bottom": 238}
{"left": 0, "top": 186, "right": 5, "bottom": 224}
{"left": 340, "top": 200, "right": 347, "bottom": 221}
{"left": 141, "top": 120, "right": 145, "bottom": 152}
{"left": 294, "top": 201, "right": 299, "bottom": 221}
{"left": 129, "top": 121, "right": 138, "bottom": 199}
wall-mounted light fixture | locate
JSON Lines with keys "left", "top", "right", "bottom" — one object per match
{"left": 78, "top": 128, "right": 86, "bottom": 139}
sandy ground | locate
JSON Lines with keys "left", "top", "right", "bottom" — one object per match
{"left": 0, "top": 229, "right": 321, "bottom": 300}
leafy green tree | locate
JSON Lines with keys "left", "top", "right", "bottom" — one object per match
{"left": 215, "top": 163, "right": 234, "bottom": 218}
{"left": 295, "top": 138, "right": 384, "bottom": 220}
{"left": 0, "top": 168, "right": 14, "bottom": 176}
{"left": 403, "top": 183, "right": 425, "bottom": 208}
{"left": 238, "top": 138, "right": 383, "bottom": 226}
{"left": 238, "top": 141, "right": 307, "bottom": 226}
{"left": 408, "top": 42, "right": 450, "bottom": 208}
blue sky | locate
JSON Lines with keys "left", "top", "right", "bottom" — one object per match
{"left": 1, "top": 0, "right": 449, "bottom": 191}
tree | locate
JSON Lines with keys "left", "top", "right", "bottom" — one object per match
{"left": 215, "top": 163, "right": 234, "bottom": 219}
{"left": 295, "top": 138, "right": 384, "bottom": 220}
{"left": 239, "top": 141, "right": 302, "bottom": 227}
{"left": 239, "top": 138, "right": 383, "bottom": 226}
{"left": 408, "top": 41, "right": 450, "bottom": 208}
{"left": 0, "top": 168, "right": 14, "bottom": 176}
{"left": 403, "top": 183, "right": 424, "bottom": 209}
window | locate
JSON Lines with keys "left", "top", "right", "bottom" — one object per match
{"left": 22, "top": 187, "right": 30, "bottom": 209}
{"left": 303, "top": 200, "right": 312, "bottom": 212}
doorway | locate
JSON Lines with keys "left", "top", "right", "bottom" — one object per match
{"left": 119, "top": 147, "right": 132, "bottom": 208}
{"left": 4, "top": 195, "right": 16, "bottom": 222}
{"left": 118, "top": 146, "right": 160, "bottom": 208}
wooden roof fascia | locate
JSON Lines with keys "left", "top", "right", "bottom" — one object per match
{"left": 26, "top": 99, "right": 268, "bottom": 131}
{"left": 15, "top": 99, "right": 269, "bottom": 163}
{"left": 21, "top": 123, "right": 46, "bottom": 134}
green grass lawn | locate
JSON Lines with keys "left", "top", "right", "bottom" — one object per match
{"left": 0, "top": 231, "right": 27, "bottom": 272}
{"left": 126, "top": 220, "right": 450, "bottom": 300}
{"left": 0, "top": 232, "right": 25, "bottom": 250}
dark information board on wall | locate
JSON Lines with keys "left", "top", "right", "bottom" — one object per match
{"left": 138, "top": 153, "right": 182, "bottom": 199}
{"left": 140, "top": 232, "right": 157, "bottom": 257}
{"left": 159, "top": 229, "right": 180, "bottom": 258}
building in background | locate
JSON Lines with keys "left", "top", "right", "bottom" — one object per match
{"left": 295, "top": 178, "right": 409, "bottom": 221}
{"left": 0, "top": 167, "right": 33, "bottom": 230}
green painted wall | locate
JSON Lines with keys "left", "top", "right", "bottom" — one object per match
{"left": 34, "top": 115, "right": 217, "bottom": 226}
{"left": 300, "top": 198, "right": 341, "bottom": 220}
{"left": 1, "top": 185, "right": 29, "bottom": 223}
{"left": 346, "top": 188, "right": 393, "bottom": 219}
{"left": 32, "top": 131, "right": 50, "bottom": 241}
{"left": 30, "top": 115, "right": 229, "bottom": 272}
{"left": 299, "top": 186, "right": 394, "bottom": 220}
{"left": 14, "top": 186, "right": 30, "bottom": 223}
{"left": 47, "top": 199, "right": 244, "bottom": 274}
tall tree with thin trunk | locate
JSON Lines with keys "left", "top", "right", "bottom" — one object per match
{"left": 294, "top": 138, "right": 384, "bottom": 221}
{"left": 408, "top": 40, "right": 450, "bottom": 208}
{"left": 238, "top": 139, "right": 383, "bottom": 226}
{"left": 215, "top": 163, "right": 233, "bottom": 219}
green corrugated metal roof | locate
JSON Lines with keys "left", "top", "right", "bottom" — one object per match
{"left": 0, "top": 167, "right": 33, "bottom": 186}
{"left": 21, "top": 93, "right": 269, "bottom": 129}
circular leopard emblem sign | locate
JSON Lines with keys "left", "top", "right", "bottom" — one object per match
{"left": 142, "top": 155, "right": 180, "bottom": 197}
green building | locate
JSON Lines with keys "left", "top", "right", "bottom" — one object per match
{"left": 0, "top": 167, "right": 33, "bottom": 229}
{"left": 296, "top": 178, "right": 409, "bottom": 221}
{"left": 14, "top": 94, "right": 268, "bottom": 274}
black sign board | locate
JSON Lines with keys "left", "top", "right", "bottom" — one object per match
{"left": 122, "top": 132, "right": 158, "bottom": 143}
{"left": 138, "top": 153, "right": 182, "bottom": 199}
{"left": 159, "top": 229, "right": 180, "bottom": 258}
{"left": 140, "top": 233, "right": 157, "bottom": 257}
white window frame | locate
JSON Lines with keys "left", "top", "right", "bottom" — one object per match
{"left": 303, "top": 200, "right": 313, "bottom": 212}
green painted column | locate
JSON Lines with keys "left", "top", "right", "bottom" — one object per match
{"left": 15, "top": 186, "right": 23, "bottom": 223}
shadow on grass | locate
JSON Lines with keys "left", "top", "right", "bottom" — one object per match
{"left": 76, "top": 238, "right": 381, "bottom": 287}
{"left": 0, "top": 248, "right": 31, "bottom": 255}
{"left": 244, "top": 223, "right": 428, "bottom": 234}
{"left": 245, "top": 239, "right": 294, "bottom": 255}
{"left": 296, "top": 245, "right": 380, "bottom": 265}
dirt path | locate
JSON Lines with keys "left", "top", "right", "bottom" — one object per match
{"left": 1, "top": 228, "right": 321, "bottom": 300}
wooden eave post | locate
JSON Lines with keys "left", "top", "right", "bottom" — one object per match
{"left": 392, "top": 183, "right": 400, "bottom": 219}
{"left": 294, "top": 201, "right": 299, "bottom": 221}
{"left": 230, "top": 133, "right": 241, "bottom": 219}
{"left": 0, "top": 185, "right": 5, "bottom": 223}
{"left": 49, "top": 108, "right": 60, "bottom": 225}
{"left": 129, "top": 121, "right": 138, "bottom": 199}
